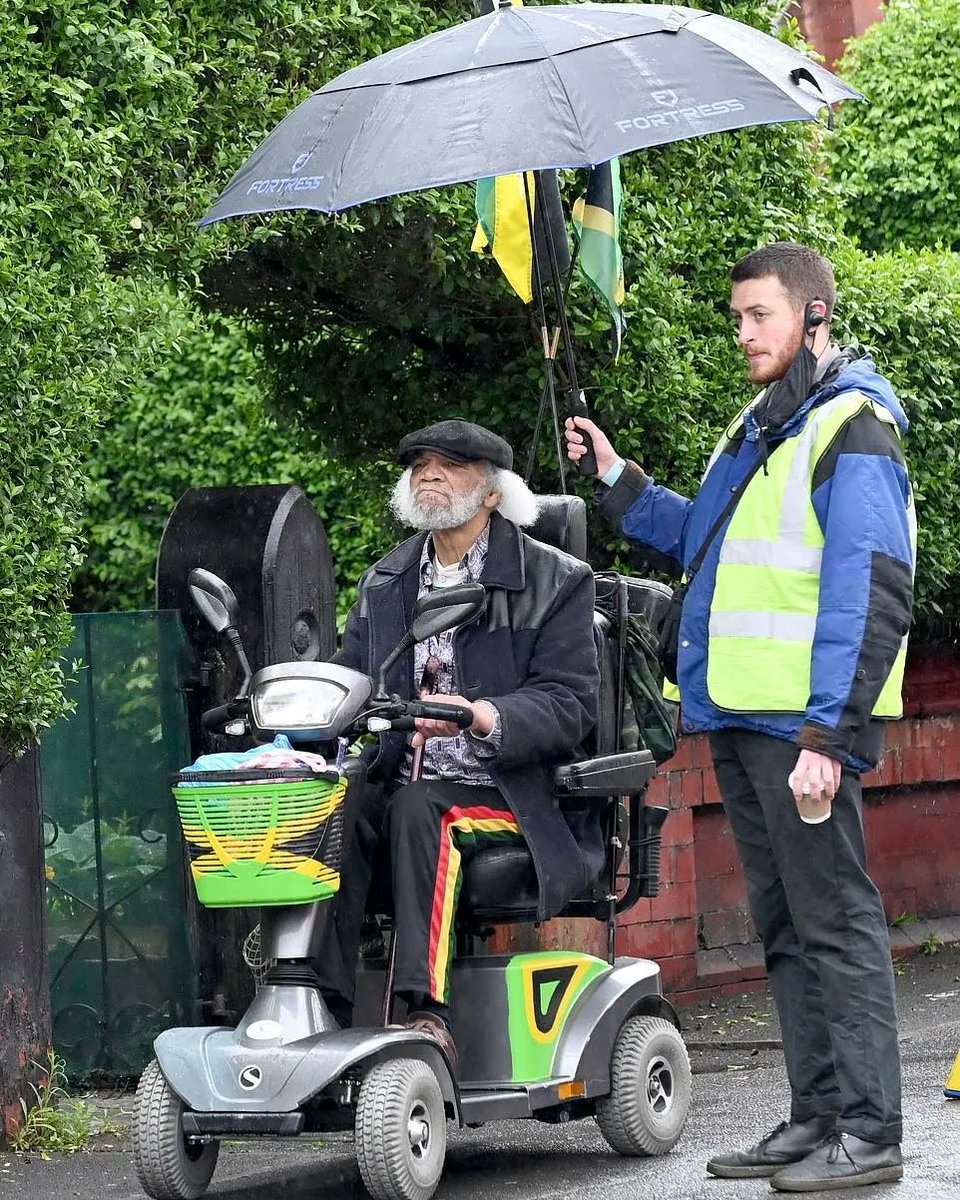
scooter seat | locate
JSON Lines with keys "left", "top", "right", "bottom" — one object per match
{"left": 458, "top": 842, "right": 613, "bottom": 925}
{"left": 458, "top": 845, "right": 541, "bottom": 922}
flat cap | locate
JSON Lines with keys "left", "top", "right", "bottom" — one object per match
{"left": 397, "top": 419, "right": 513, "bottom": 471}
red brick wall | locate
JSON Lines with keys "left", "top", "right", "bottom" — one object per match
{"left": 795, "top": 0, "right": 885, "bottom": 70}
{"left": 493, "top": 649, "right": 960, "bottom": 1004}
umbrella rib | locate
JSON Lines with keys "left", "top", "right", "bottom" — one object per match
{"left": 543, "top": 56, "right": 589, "bottom": 164}
{"left": 321, "top": 83, "right": 411, "bottom": 210}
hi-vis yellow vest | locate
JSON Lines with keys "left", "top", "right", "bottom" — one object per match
{"left": 694, "top": 390, "right": 915, "bottom": 716}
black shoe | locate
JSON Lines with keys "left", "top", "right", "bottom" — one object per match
{"left": 706, "top": 1116, "right": 837, "bottom": 1179}
{"left": 405, "top": 1010, "right": 459, "bottom": 1077}
{"left": 770, "top": 1132, "right": 903, "bottom": 1192}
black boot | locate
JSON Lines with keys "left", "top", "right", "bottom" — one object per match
{"left": 706, "top": 1116, "right": 837, "bottom": 1178}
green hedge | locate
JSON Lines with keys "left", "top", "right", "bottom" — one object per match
{"left": 10, "top": 0, "right": 960, "bottom": 759}
{"left": 0, "top": 0, "right": 467, "bottom": 755}
{"left": 826, "top": 243, "right": 960, "bottom": 627}
{"left": 567, "top": 234, "right": 960, "bottom": 637}
{"left": 72, "top": 296, "right": 392, "bottom": 625}
{"left": 825, "top": 0, "right": 960, "bottom": 253}
{"left": 77, "top": 2, "right": 960, "bottom": 638}
{"left": 0, "top": 0, "right": 191, "bottom": 755}
{"left": 82, "top": 242, "right": 960, "bottom": 642}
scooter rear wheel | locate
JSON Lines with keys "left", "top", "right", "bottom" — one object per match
{"left": 596, "top": 1014, "right": 691, "bottom": 1156}
{"left": 133, "top": 1059, "right": 220, "bottom": 1200}
{"left": 355, "top": 1058, "right": 447, "bottom": 1200}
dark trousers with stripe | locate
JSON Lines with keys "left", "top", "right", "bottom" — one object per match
{"left": 315, "top": 777, "right": 523, "bottom": 1012}
{"left": 710, "top": 729, "right": 902, "bottom": 1145}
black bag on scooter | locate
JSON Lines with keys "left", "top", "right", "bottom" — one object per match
{"left": 595, "top": 573, "right": 678, "bottom": 766}
{"left": 654, "top": 582, "right": 686, "bottom": 687}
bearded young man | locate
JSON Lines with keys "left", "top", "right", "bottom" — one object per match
{"left": 565, "top": 243, "right": 915, "bottom": 1192}
{"left": 315, "top": 420, "right": 600, "bottom": 1072}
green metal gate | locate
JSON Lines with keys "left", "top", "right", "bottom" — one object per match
{"left": 40, "top": 611, "right": 199, "bottom": 1082}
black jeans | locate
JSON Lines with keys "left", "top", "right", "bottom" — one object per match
{"left": 710, "top": 728, "right": 902, "bottom": 1144}
{"left": 315, "top": 777, "right": 523, "bottom": 1013}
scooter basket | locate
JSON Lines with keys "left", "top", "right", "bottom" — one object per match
{"left": 171, "top": 768, "right": 348, "bottom": 908}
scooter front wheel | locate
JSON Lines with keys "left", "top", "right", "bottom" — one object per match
{"left": 133, "top": 1059, "right": 220, "bottom": 1200}
{"left": 355, "top": 1058, "right": 447, "bottom": 1200}
{"left": 596, "top": 1014, "right": 692, "bottom": 1156}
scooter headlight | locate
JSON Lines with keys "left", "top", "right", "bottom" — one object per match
{"left": 251, "top": 679, "right": 349, "bottom": 732}
{"left": 246, "top": 662, "right": 373, "bottom": 741}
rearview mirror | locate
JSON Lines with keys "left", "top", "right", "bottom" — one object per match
{"left": 188, "top": 568, "right": 240, "bottom": 635}
{"left": 374, "top": 583, "right": 486, "bottom": 699}
{"left": 410, "top": 583, "right": 486, "bottom": 643}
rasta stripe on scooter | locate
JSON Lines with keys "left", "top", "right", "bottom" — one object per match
{"left": 427, "top": 805, "right": 522, "bottom": 1001}
{"left": 505, "top": 952, "right": 610, "bottom": 1082}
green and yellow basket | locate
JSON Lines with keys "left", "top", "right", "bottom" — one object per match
{"left": 171, "top": 768, "right": 348, "bottom": 908}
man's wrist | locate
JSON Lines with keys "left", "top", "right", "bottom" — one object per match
{"left": 470, "top": 699, "right": 497, "bottom": 738}
{"left": 600, "top": 456, "right": 627, "bottom": 487}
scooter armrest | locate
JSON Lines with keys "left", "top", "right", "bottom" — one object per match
{"left": 554, "top": 750, "right": 657, "bottom": 798}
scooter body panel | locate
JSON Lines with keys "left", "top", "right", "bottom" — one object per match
{"left": 356, "top": 951, "right": 666, "bottom": 1093}
{"left": 154, "top": 951, "right": 665, "bottom": 1125}
{"left": 552, "top": 955, "right": 675, "bottom": 1084}
{"left": 154, "top": 1018, "right": 458, "bottom": 1119}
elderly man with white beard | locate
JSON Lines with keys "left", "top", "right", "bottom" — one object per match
{"left": 314, "top": 420, "right": 600, "bottom": 1071}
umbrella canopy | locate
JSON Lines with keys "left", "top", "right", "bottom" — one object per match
{"left": 201, "top": 2, "right": 861, "bottom": 224}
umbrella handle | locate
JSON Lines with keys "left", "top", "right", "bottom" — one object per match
{"left": 569, "top": 391, "right": 599, "bottom": 478}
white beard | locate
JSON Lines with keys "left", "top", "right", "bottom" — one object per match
{"left": 389, "top": 470, "right": 491, "bottom": 531}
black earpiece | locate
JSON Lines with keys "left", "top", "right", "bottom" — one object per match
{"left": 805, "top": 301, "right": 827, "bottom": 331}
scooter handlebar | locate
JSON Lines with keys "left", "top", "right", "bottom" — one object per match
{"left": 201, "top": 700, "right": 247, "bottom": 732}
{"left": 384, "top": 701, "right": 475, "bottom": 732}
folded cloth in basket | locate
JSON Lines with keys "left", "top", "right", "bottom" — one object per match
{"left": 179, "top": 733, "right": 328, "bottom": 778}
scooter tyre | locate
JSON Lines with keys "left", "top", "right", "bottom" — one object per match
{"left": 596, "top": 1014, "right": 691, "bottom": 1156}
{"left": 133, "top": 1059, "right": 220, "bottom": 1200}
{"left": 355, "top": 1058, "right": 447, "bottom": 1200}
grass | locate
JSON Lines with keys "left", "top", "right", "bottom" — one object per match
{"left": 920, "top": 931, "right": 945, "bottom": 956}
{"left": 10, "top": 1051, "right": 128, "bottom": 1156}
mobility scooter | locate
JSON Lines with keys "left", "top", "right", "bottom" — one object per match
{"left": 133, "top": 496, "right": 690, "bottom": 1200}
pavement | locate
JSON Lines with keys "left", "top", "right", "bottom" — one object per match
{"left": 3, "top": 945, "right": 959, "bottom": 1200}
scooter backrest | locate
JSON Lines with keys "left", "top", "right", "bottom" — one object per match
{"left": 529, "top": 495, "right": 588, "bottom": 562}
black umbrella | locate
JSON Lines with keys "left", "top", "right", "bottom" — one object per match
{"left": 201, "top": 3, "right": 859, "bottom": 222}
{"left": 200, "top": 3, "right": 861, "bottom": 476}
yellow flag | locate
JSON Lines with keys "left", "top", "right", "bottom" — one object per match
{"left": 473, "top": 173, "right": 537, "bottom": 304}
{"left": 472, "top": 0, "right": 538, "bottom": 303}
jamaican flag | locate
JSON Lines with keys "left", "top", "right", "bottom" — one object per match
{"left": 472, "top": 170, "right": 569, "bottom": 303}
{"left": 472, "top": 0, "right": 569, "bottom": 303}
{"left": 572, "top": 159, "right": 627, "bottom": 358}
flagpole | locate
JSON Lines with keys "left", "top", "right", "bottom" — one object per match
{"left": 533, "top": 170, "right": 599, "bottom": 478}
{"left": 524, "top": 327, "right": 558, "bottom": 486}
{"left": 522, "top": 172, "right": 568, "bottom": 495}
{"left": 524, "top": 239, "right": 581, "bottom": 486}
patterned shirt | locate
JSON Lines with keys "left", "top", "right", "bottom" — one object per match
{"left": 398, "top": 525, "right": 502, "bottom": 786}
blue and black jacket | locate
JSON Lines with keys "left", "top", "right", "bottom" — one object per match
{"left": 600, "top": 350, "right": 915, "bottom": 770}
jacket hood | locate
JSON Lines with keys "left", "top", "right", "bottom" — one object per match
{"left": 806, "top": 349, "right": 909, "bottom": 435}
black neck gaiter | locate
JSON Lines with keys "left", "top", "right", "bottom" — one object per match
{"left": 752, "top": 343, "right": 818, "bottom": 472}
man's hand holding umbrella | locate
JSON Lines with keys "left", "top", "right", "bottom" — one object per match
{"left": 564, "top": 415, "right": 622, "bottom": 480}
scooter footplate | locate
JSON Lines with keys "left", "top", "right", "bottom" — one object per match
{"left": 182, "top": 1111, "right": 305, "bottom": 1137}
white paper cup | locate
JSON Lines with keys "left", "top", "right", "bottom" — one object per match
{"left": 788, "top": 770, "right": 832, "bottom": 824}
